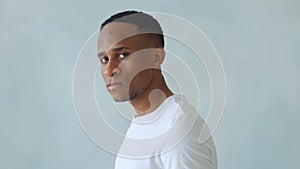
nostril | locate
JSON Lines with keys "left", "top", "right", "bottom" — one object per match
{"left": 106, "top": 61, "right": 120, "bottom": 77}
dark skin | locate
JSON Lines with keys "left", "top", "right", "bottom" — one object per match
{"left": 97, "top": 22, "right": 173, "bottom": 117}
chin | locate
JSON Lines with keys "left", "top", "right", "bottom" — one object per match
{"left": 111, "top": 92, "right": 138, "bottom": 102}
{"left": 112, "top": 97, "right": 128, "bottom": 102}
{"left": 111, "top": 94, "right": 130, "bottom": 102}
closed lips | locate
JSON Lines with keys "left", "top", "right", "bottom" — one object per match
{"left": 107, "top": 82, "right": 122, "bottom": 90}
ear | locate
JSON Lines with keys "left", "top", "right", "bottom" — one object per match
{"left": 153, "top": 48, "right": 165, "bottom": 68}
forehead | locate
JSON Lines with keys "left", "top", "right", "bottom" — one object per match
{"left": 98, "top": 22, "right": 140, "bottom": 52}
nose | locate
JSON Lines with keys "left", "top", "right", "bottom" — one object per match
{"left": 103, "top": 58, "right": 120, "bottom": 77}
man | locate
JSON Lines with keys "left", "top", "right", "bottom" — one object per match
{"left": 97, "top": 10, "right": 217, "bottom": 169}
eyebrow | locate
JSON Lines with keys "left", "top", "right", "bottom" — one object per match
{"left": 97, "top": 46, "right": 131, "bottom": 58}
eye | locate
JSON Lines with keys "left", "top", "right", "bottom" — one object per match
{"left": 100, "top": 56, "right": 109, "bottom": 63}
{"left": 118, "top": 53, "right": 129, "bottom": 59}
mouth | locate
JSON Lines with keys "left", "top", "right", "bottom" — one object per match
{"left": 107, "top": 82, "right": 123, "bottom": 90}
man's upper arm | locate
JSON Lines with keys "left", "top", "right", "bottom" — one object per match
{"left": 160, "top": 135, "right": 217, "bottom": 169}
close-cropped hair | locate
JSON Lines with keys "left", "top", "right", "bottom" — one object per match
{"left": 100, "top": 10, "right": 165, "bottom": 48}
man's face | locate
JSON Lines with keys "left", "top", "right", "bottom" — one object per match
{"left": 97, "top": 22, "right": 157, "bottom": 102}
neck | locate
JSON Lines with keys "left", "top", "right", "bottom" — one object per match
{"left": 129, "top": 72, "right": 173, "bottom": 117}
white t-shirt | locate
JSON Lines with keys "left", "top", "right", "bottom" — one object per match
{"left": 115, "top": 95, "right": 217, "bottom": 169}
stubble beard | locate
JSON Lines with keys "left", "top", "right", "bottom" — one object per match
{"left": 111, "top": 85, "right": 148, "bottom": 102}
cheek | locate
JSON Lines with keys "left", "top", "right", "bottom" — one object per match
{"left": 125, "top": 58, "right": 153, "bottom": 76}
{"left": 119, "top": 53, "right": 154, "bottom": 85}
{"left": 129, "top": 69, "right": 153, "bottom": 89}
{"left": 122, "top": 63, "right": 147, "bottom": 85}
{"left": 100, "top": 66, "right": 109, "bottom": 84}
{"left": 100, "top": 67, "right": 105, "bottom": 78}
{"left": 132, "top": 50, "right": 154, "bottom": 65}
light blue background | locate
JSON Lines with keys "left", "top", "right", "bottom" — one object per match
{"left": 1, "top": 0, "right": 299, "bottom": 168}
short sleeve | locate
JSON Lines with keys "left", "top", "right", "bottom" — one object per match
{"left": 160, "top": 117, "right": 217, "bottom": 169}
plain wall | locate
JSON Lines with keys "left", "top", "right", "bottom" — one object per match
{"left": 1, "top": 0, "right": 299, "bottom": 168}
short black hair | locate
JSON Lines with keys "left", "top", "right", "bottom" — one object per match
{"left": 100, "top": 10, "right": 164, "bottom": 48}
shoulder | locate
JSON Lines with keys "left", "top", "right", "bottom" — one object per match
{"left": 158, "top": 96, "right": 217, "bottom": 169}
{"left": 159, "top": 116, "right": 217, "bottom": 169}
